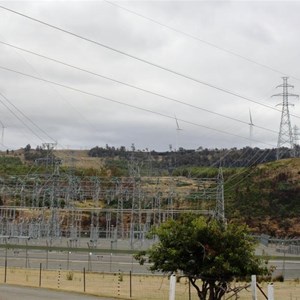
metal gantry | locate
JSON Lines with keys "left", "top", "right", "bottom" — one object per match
{"left": 0, "top": 173, "right": 221, "bottom": 248}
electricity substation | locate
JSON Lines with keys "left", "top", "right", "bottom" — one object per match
{"left": 0, "top": 163, "right": 224, "bottom": 249}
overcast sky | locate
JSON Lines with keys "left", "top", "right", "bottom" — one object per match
{"left": 0, "top": 0, "right": 300, "bottom": 152}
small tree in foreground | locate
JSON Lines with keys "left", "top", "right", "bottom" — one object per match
{"left": 134, "top": 215, "right": 268, "bottom": 300}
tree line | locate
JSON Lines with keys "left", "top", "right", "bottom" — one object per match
{"left": 88, "top": 144, "right": 283, "bottom": 169}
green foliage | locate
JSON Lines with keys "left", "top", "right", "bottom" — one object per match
{"left": 0, "top": 156, "right": 29, "bottom": 175}
{"left": 105, "top": 159, "right": 128, "bottom": 176}
{"left": 71, "top": 166, "right": 108, "bottom": 177}
{"left": 173, "top": 166, "right": 240, "bottom": 179}
{"left": 88, "top": 145, "right": 279, "bottom": 178}
{"left": 23, "top": 144, "right": 49, "bottom": 161}
{"left": 135, "top": 215, "right": 268, "bottom": 300}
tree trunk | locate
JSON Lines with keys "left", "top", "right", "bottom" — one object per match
{"left": 189, "top": 278, "right": 206, "bottom": 300}
{"left": 189, "top": 278, "right": 226, "bottom": 300}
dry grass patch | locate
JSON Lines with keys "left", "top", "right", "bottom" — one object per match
{"left": 0, "top": 267, "right": 299, "bottom": 299}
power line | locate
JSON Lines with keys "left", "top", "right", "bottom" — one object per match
{"left": 0, "top": 92, "right": 50, "bottom": 143}
{"left": 0, "top": 91, "right": 56, "bottom": 143}
{"left": 104, "top": 0, "right": 300, "bottom": 83}
{"left": 0, "top": 39, "right": 101, "bottom": 137}
{"left": 224, "top": 148, "right": 275, "bottom": 192}
{"left": 0, "top": 65, "right": 277, "bottom": 148}
{"left": 0, "top": 40, "right": 279, "bottom": 135}
{"left": 184, "top": 146, "right": 255, "bottom": 178}
{"left": 223, "top": 142, "right": 294, "bottom": 191}
{"left": 0, "top": 4, "right": 293, "bottom": 169}
{"left": 0, "top": 5, "right": 292, "bottom": 116}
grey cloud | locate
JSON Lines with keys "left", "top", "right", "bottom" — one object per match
{"left": 0, "top": 1, "right": 299, "bottom": 152}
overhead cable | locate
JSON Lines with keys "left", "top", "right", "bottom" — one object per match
{"left": 0, "top": 92, "right": 48, "bottom": 142}
{"left": 0, "top": 40, "right": 279, "bottom": 134}
{"left": 0, "top": 65, "right": 277, "bottom": 148}
{"left": 104, "top": 0, "right": 300, "bottom": 82}
{"left": 0, "top": 5, "right": 292, "bottom": 116}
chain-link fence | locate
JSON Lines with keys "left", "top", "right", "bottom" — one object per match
{"left": 0, "top": 246, "right": 300, "bottom": 299}
{"left": 1, "top": 265, "right": 300, "bottom": 300}
{"left": 0, "top": 266, "right": 198, "bottom": 300}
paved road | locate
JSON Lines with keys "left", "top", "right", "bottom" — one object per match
{"left": 0, "top": 285, "right": 115, "bottom": 300}
{"left": 0, "top": 248, "right": 150, "bottom": 274}
{"left": 1, "top": 248, "right": 300, "bottom": 279}
{"left": 268, "top": 260, "right": 300, "bottom": 279}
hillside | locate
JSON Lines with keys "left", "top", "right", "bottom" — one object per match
{"left": 54, "top": 149, "right": 105, "bottom": 170}
{"left": 225, "top": 158, "right": 300, "bottom": 237}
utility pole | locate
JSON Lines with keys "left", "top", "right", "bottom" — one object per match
{"left": 272, "top": 77, "right": 299, "bottom": 160}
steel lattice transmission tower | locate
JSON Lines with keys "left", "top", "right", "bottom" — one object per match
{"left": 272, "top": 77, "right": 299, "bottom": 160}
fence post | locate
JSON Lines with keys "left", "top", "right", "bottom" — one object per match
{"left": 67, "top": 251, "right": 70, "bottom": 270}
{"left": 39, "top": 263, "right": 42, "bottom": 287}
{"left": 57, "top": 264, "right": 61, "bottom": 289}
{"left": 25, "top": 240, "right": 28, "bottom": 268}
{"left": 169, "top": 273, "right": 176, "bottom": 300}
{"left": 110, "top": 253, "right": 112, "bottom": 272}
{"left": 46, "top": 241, "right": 49, "bottom": 269}
{"left": 129, "top": 270, "right": 132, "bottom": 298}
{"left": 118, "top": 270, "right": 121, "bottom": 296}
{"left": 83, "top": 267, "right": 86, "bottom": 292}
{"left": 88, "top": 252, "right": 92, "bottom": 272}
{"left": 4, "top": 248, "right": 7, "bottom": 283}
{"left": 251, "top": 275, "right": 257, "bottom": 300}
{"left": 268, "top": 283, "right": 274, "bottom": 300}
